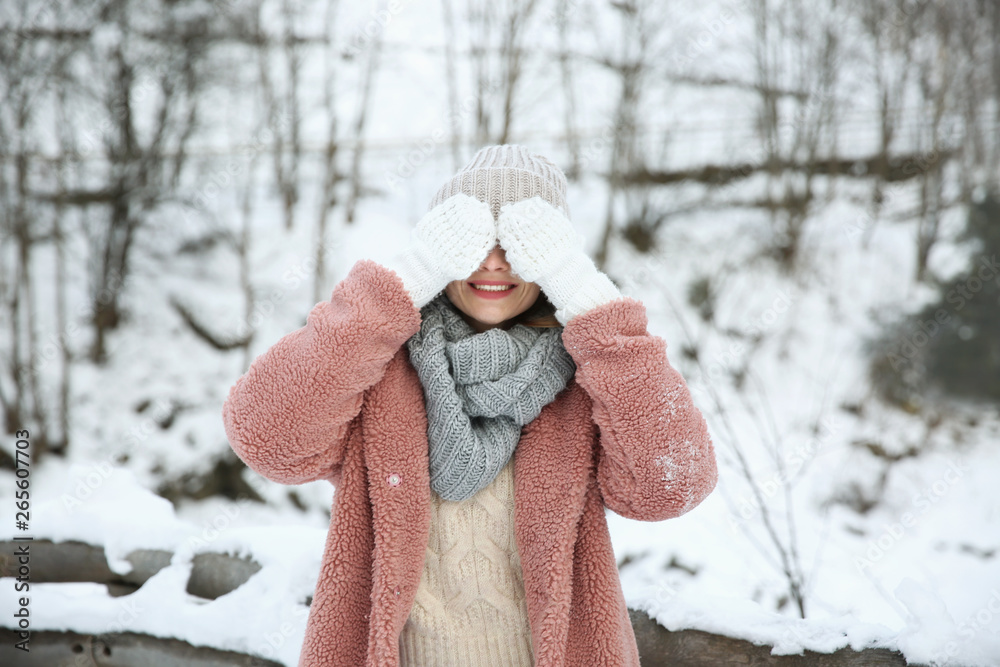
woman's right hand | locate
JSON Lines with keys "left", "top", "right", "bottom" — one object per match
{"left": 382, "top": 193, "right": 497, "bottom": 308}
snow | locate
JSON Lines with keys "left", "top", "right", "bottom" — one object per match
{"left": 3, "top": 460, "right": 323, "bottom": 665}
{"left": 2, "top": 0, "right": 999, "bottom": 665}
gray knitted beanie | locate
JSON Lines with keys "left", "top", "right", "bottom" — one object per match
{"left": 426, "top": 144, "right": 570, "bottom": 221}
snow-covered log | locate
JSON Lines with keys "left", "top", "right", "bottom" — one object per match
{"left": 629, "top": 609, "right": 925, "bottom": 667}
{"left": 0, "top": 539, "right": 260, "bottom": 599}
{"left": 0, "top": 628, "right": 282, "bottom": 667}
{"left": 1, "top": 540, "right": 928, "bottom": 666}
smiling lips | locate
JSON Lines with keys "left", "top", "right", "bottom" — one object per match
{"left": 468, "top": 280, "right": 517, "bottom": 299}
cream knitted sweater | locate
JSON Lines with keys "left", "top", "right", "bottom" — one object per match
{"left": 398, "top": 456, "right": 534, "bottom": 666}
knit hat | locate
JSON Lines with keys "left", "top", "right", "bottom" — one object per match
{"left": 427, "top": 144, "right": 570, "bottom": 221}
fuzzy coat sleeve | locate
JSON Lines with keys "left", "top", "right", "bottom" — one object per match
{"left": 560, "top": 296, "right": 718, "bottom": 521}
{"left": 222, "top": 259, "right": 423, "bottom": 485}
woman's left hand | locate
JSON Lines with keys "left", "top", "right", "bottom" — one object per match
{"left": 498, "top": 196, "right": 623, "bottom": 325}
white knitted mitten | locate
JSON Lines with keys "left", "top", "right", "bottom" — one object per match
{"left": 498, "top": 196, "right": 623, "bottom": 325}
{"left": 381, "top": 193, "right": 498, "bottom": 308}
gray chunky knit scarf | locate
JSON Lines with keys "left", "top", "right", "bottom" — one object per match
{"left": 405, "top": 293, "right": 577, "bottom": 502}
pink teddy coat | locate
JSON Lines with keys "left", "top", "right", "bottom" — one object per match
{"left": 222, "top": 259, "right": 719, "bottom": 667}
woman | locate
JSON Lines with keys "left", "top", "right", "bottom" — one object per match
{"left": 222, "top": 144, "right": 718, "bottom": 667}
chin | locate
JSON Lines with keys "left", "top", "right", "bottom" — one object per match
{"left": 445, "top": 281, "right": 539, "bottom": 329}
{"left": 466, "top": 305, "right": 514, "bottom": 322}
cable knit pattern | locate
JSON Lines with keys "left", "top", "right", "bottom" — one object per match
{"left": 405, "top": 292, "right": 576, "bottom": 502}
{"left": 426, "top": 144, "right": 571, "bottom": 221}
{"left": 399, "top": 457, "right": 534, "bottom": 666}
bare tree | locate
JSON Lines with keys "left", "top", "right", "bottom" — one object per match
{"left": 256, "top": 0, "right": 304, "bottom": 232}
{"left": 555, "top": 0, "right": 582, "bottom": 179}
{"left": 911, "top": 9, "right": 951, "bottom": 282}
{"left": 466, "top": 0, "right": 541, "bottom": 145}
{"left": 0, "top": 0, "right": 90, "bottom": 453}
{"left": 587, "top": 0, "right": 671, "bottom": 268}
{"left": 0, "top": 0, "right": 213, "bottom": 455}
{"left": 748, "top": 0, "right": 843, "bottom": 268}
{"left": 441, "top": 0, "right": 463, "bottom": 171}
{"left": 312, "top": 0, "right": 344, "bottom": 303}
{"left": 855, "top": 0, "right": 917, "bottom": 247}
{"left": 988, "top": 3, "right": 1000, "bottom": 191}
{"left": 342, "top": 29, "right": 384, "bottom": 227}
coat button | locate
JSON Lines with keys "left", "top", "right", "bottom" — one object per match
{"left": 386, "top": 473, "right": 402, "bottom": 487}
{"left": 394, "top": 586, "right": 401, "bottom": 596}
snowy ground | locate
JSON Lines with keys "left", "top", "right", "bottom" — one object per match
{"left": 3, "top": 1, "right": 1000, "bottom": 665}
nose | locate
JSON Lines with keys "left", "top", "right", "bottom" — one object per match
{"left": 479, "top": 244, "right": 510, "bottom": 271}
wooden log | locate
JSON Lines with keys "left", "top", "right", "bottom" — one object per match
{"left": 1, "top": 540, "right": 941, "bottom": 665}
{"left": 187, "top": 552, "right": 262, "bottom": 600}
{"left": 629, "top": 608, "right": 930, "bottom": 667}
{"left": 0, "top": 619, "right": 937, "bottom": 667}
{"left": 0, "top": 629, "right": 283, "bottom": 667}
{"left": 0, "top": 539, "right": 258, "bottom": 599}
{"left": 619, "top": 151, "right": 951, "bottom": 187}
